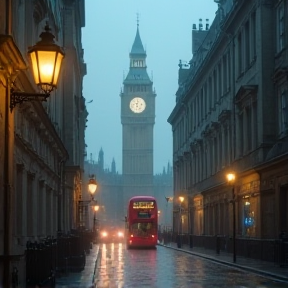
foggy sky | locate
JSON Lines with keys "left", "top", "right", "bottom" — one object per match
{"left": 82, "top": 0, "right": 218, "bottom": 174}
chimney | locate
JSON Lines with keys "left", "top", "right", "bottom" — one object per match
{"left": 199, "top": 18, "right": 203, "bottom": 30}
{"left": 206, "top": 19, "right": 209, "bottom": 30}
{"left": 192, "top": 24, "right": 197, "bottom": 30}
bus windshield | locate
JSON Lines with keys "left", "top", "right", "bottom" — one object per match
{"left": 130, "top": 222, "right": 156, "bottom": 237}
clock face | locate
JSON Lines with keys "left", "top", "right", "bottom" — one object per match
{"left": 129, "top": 97, "right": 146, "bottom": 113}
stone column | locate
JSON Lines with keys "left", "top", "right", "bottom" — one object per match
{"left": 222, "top": 126, "right": 226, "bottom": 167}
{"left": 22, "top": 169, "right": 28, "bottom": 238}
{"left": 45, "top": 185, "right": 51, "bottom": 235}
{"left": 243, "top": 107, "right": 248, "bottom": 153}
{"left": 38, "top": 180, "right": 45, "bottom": 236}
{"left": 15, "top": 164, "right": 24, "bottom": 237}
{"left": 30, "top": 172, "right": 37, "bottom": 237}
{"left": 252, "top": 101, "right": 257, "bottom": 150}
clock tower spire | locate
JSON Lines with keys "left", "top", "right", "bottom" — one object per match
{"left": 120, "top": 22, "right": 156, "bottom": 206}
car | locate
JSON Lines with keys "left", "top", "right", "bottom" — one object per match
{"left": 99, "top": 227, "right": 125, "bottom": 243}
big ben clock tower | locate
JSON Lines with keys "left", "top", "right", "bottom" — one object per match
{"left": 121, "top": 23, "right": 156, "bottom": 204}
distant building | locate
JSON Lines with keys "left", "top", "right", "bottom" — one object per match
{"left": 83, "top": 149, "right": 173, "bottom": 231}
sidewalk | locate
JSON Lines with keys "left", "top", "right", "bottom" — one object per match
{"left": 55, "top": 244, "right": 100, "bottom": 288}
{"left": 159, "top": 242, "right": 288, "bottom": 283}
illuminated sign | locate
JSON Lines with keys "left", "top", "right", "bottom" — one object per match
{"left": 133, "top": 201, "right": 154, "bottom": 209}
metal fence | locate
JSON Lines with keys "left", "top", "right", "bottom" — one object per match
{"left": 158, "top": 232, "right": 288, "bottom": 267}
{"left": 25, "top": 229, "right": 94, "bottom": 287}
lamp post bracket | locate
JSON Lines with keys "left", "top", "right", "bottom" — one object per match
{"left": 10, "top": 89, "right": 50, "bottom": 111}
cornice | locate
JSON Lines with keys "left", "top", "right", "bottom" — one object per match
{"left": 0, "top": 35, "right": 26, "bottom": 78}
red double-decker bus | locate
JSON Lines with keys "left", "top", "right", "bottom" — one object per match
{"left": 126, "top": 196, "right": 158, "bottom": 249}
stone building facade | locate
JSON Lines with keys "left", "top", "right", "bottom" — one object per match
{"left": 0, "top": 0, "right": 87, "bottom": 286}
{"left": 168, "top": 0, "right": 288, "bottom": 255}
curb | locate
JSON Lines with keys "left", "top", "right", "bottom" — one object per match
{"left": 92, "top": 246, "right": 102, "bottom": 287}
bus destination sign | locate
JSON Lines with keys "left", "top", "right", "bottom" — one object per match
{"left": 133, "top": 201, "right": 154, "bottom": 209}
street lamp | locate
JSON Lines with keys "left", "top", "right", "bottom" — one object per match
{"left": 10, "top": 23, "right": 65, "bottom": 111}
{"left": 2, "top": 23, "right": 64, "bottom": 288}
{"left": 88, "top": 174, "right": 98, "bottom": 200}
{"left": 158, "top": 210, "right": 161, "bottom": 233}
{"left": 88, "top": 175, "right": 98, "bottom": 240}
{"left": 93, "top": 205, "right": 99, "bottom": 233}
{"left": 179, "top": 196, "right": 184, "bottom": 234}
{"left": 226, "top": 172, "right": 236, "bottom": 263}
{"left": 177, "top": 196, "right": 184, "bottom": 248}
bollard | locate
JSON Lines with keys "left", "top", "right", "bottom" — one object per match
{"left": 12, "top": 266, "right": 18, "bottom": 288}
{"left": 189, "top": 234, "right": 193, "bottom": 248}
{"left": 177, "top": 234, "right": 182, "bottom": 248}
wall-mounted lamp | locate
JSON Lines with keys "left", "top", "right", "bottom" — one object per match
{"left": 10, "top": 23, "right": 64, "bottom": 111}
{"left": 226, "top": 173, "right": 236, "bottom": 184}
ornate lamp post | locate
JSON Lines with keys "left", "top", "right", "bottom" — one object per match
{"left": 226, "top": 172, "right": 236, "bottom": 263}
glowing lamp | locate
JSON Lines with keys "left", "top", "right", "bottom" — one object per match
{"left": 28, "top": 24, "right": 64, "bottom": 94}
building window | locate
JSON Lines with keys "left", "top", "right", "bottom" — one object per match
{"left": 238, "top": 112, "right": 243, "bottom": 157}
{"left": 252, "top": 101, "right": 258, "bottom": 149}
{"left": 251, "top": 11, "right": 256, "bottom": 61}
{"left": 277, "top": 2, "right": 285, "bottom": 53}
{"left": 245, "top": 20, "right": 250, "bottom": 70}
{"left": 223, "top": 55, "right": 227, "bottom": 93}
{"left": 237, "top": 32, "right": 243, "bottom": 76}
{"left": 280, "top": 88, "right": 288, "bottom": 134}
{"left": 246, "top": 106, "right": 252, "bottom": 151}
{"left": 243, "top": 200, "right": 255, "bottom": 237}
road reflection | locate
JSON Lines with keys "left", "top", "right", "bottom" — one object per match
{"left": 95, "top": 244, "right": 288, "bottom": 288}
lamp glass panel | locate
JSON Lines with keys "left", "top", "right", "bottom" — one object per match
{"left": 29, "top": 51, "right": 40, "bottom": 84}
{"left": 36, "top": 50, "right": 57, "bottom": 84}
{"left": 88, "top": 183, "right": 97, "bottom": 194}
{"left": 227, "top": 173, "right": 235, "bottom": 182}
{"left": 53, "top": 52, "right": 64, "bottom": 86}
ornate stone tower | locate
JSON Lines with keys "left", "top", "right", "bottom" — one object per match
{"left": 121, "top": 23, "right": 156, "bottom": 205}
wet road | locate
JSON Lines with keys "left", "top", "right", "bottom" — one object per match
{"left": 96, "top": 243, "right": 288, "bottom": 288}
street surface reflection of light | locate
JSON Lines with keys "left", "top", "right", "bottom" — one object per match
{"left": 94, "top": 245, "right": 287, "bottom": 288}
